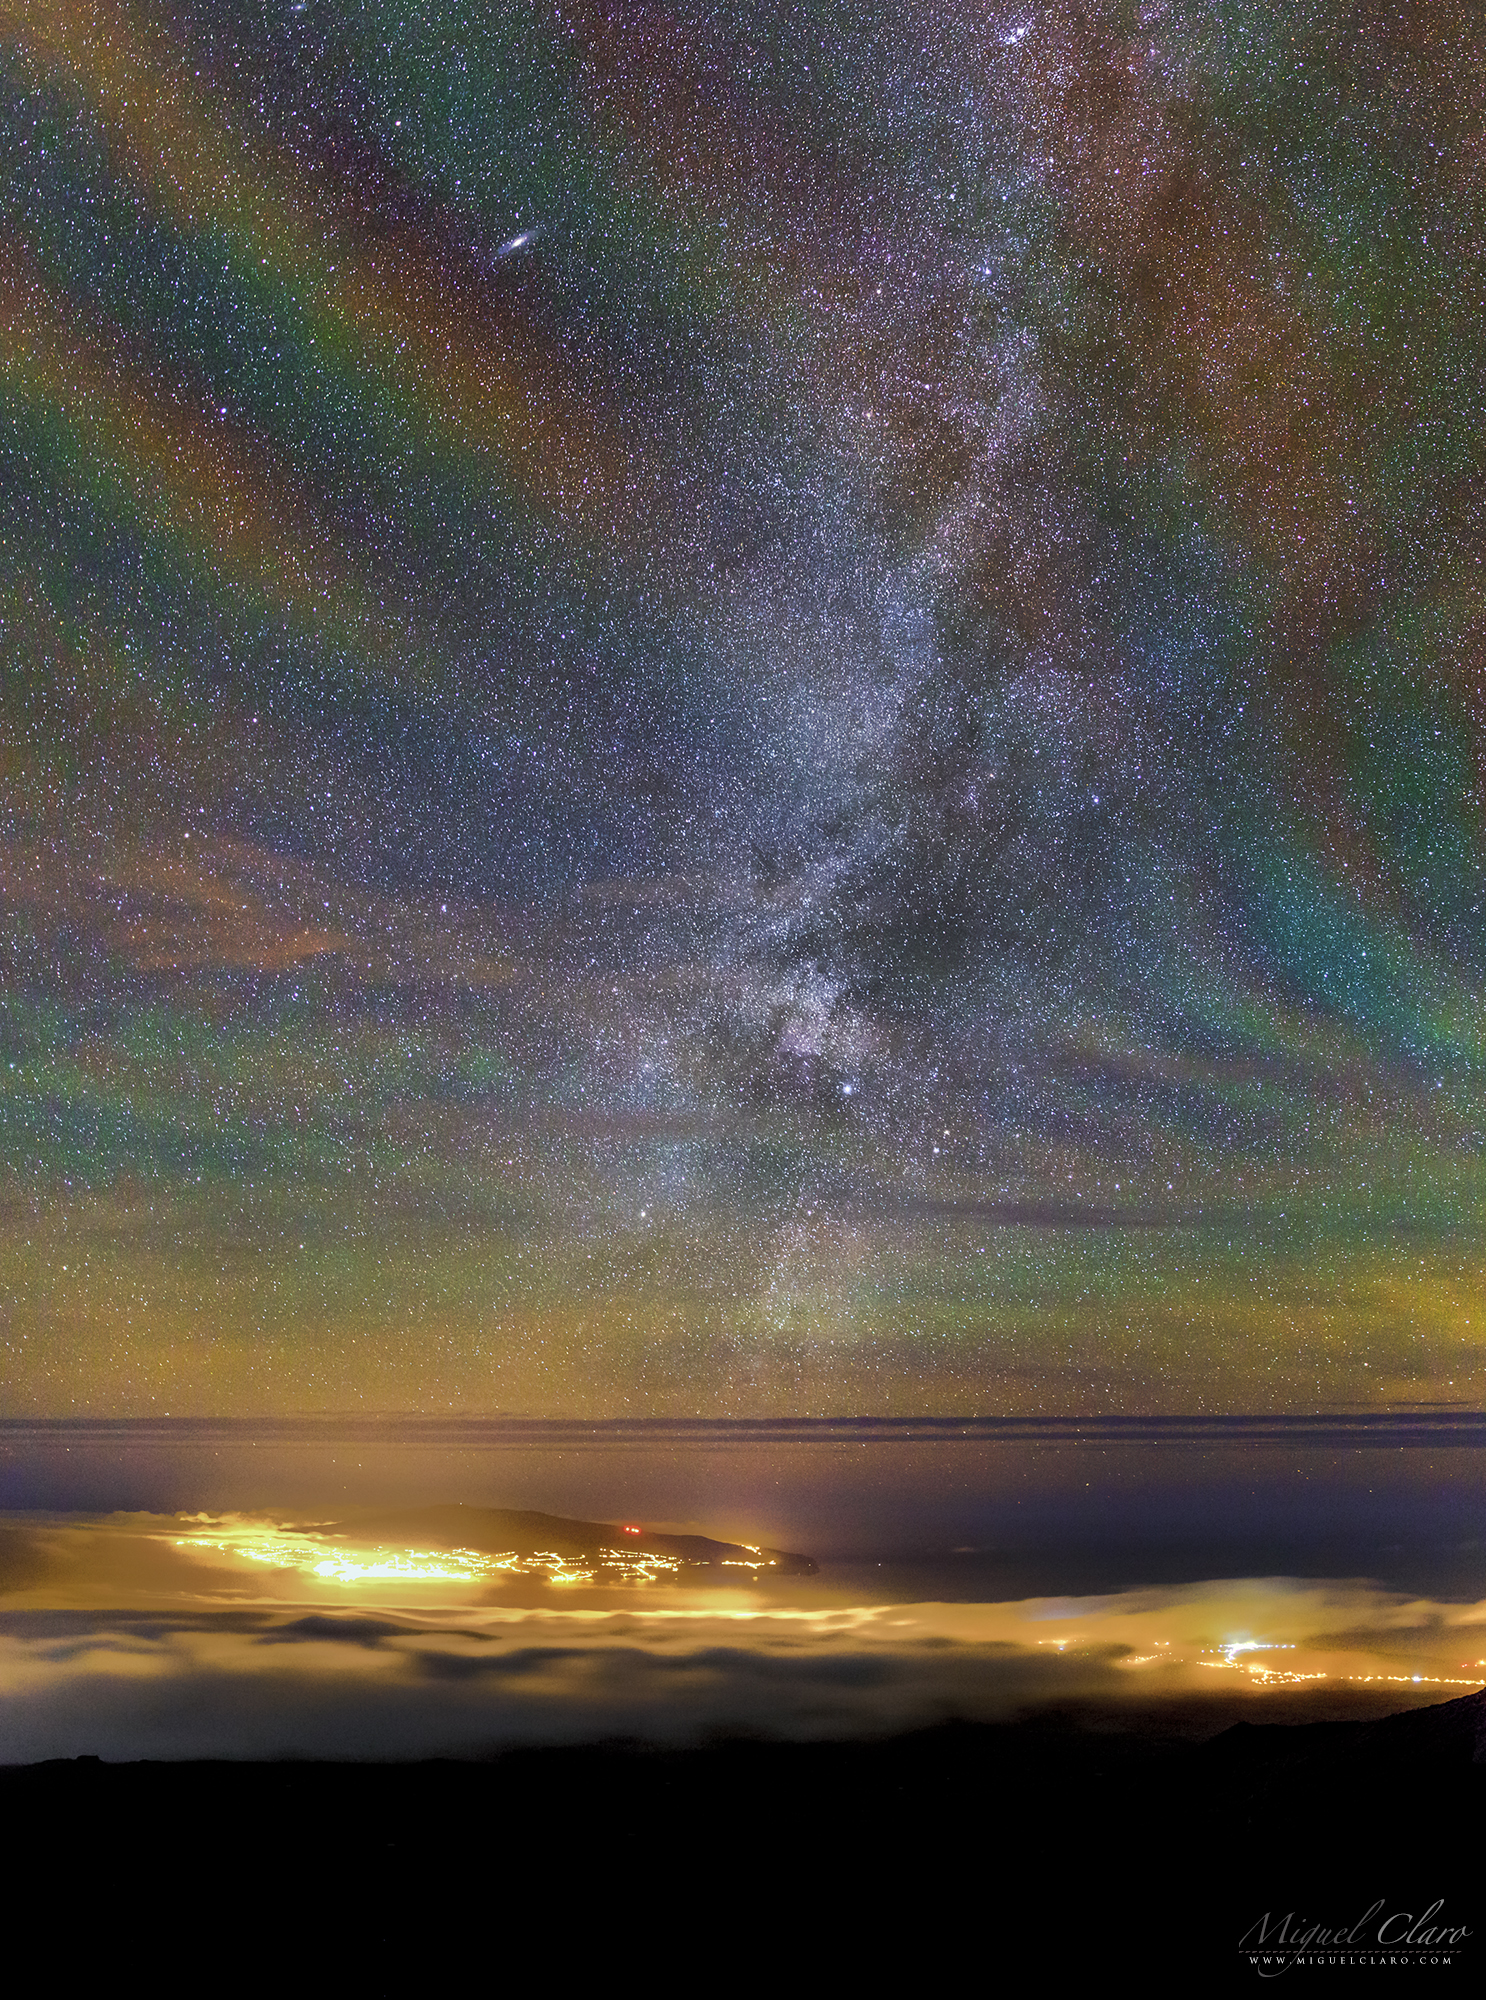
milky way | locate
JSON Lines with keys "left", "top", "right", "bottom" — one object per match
{"left": 2, "top": 1, "right": 1484, "bottom": 1414}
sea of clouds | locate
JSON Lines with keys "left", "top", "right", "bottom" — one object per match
{"left": 1, "top": 1515, "right": 1483, "bottom": 1761}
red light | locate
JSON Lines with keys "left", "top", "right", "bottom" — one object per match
{"left": 622, "top": 1525, "right": 641, "bottom": 1535}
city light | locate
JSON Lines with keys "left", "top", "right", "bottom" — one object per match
{"left": 172, "top": 1517, "right": 692, "bottom": 1588}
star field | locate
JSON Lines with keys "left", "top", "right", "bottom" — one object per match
{"left": 2, "top": 1, "right": 1485, "bottom": 1414}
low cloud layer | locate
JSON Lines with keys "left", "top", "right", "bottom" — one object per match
{"left": 1, "top": 1516, "right": 1483, "bottom": 1762}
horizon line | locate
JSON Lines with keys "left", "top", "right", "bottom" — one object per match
{"left": 2, "top": 1411, "right": 1485, "bottom": 1447}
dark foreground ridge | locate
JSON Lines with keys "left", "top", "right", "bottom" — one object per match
{"left": 4, "top": 1689, "right": 1480, "bottom": 1977}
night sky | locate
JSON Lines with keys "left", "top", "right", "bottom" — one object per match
{"left": 3, "top": 0, "right": 1485, "bottom": 1417}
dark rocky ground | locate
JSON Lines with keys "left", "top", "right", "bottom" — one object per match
{"left": 5, "top": 1691, "right": 1480, "bottom": 1984}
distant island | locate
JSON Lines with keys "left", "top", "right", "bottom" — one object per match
{"left": 312, "top": 1504, "right": 819, "bottom": 1582}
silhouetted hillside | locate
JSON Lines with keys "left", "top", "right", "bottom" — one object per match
{"left": 5, "top": 1688, "right": 1478, "bottom": 1975}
